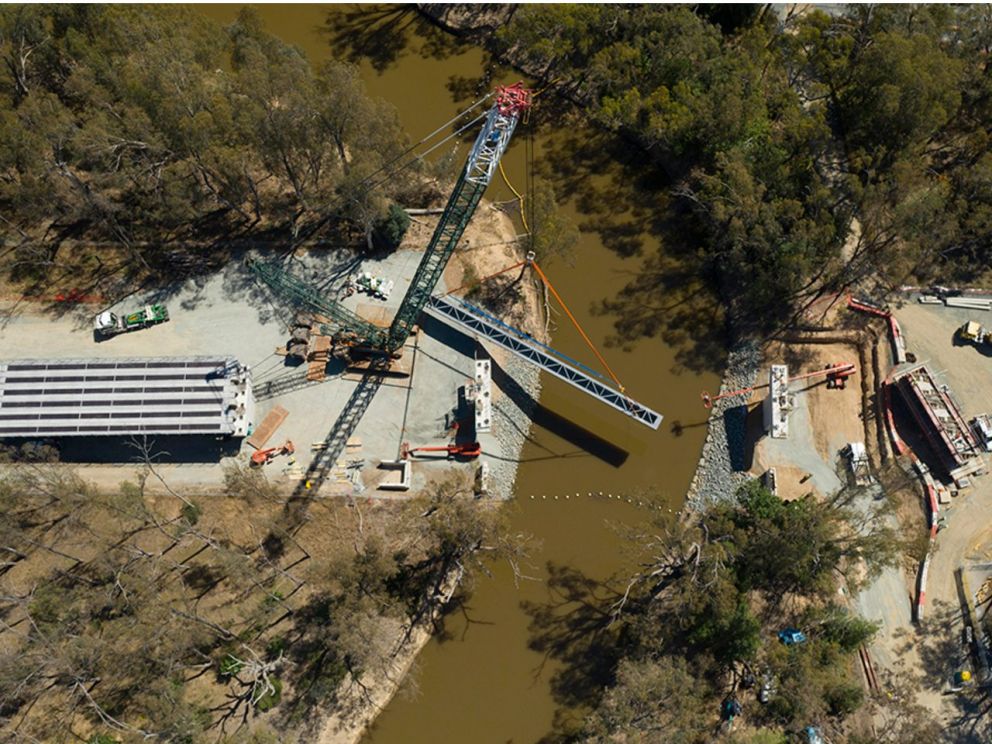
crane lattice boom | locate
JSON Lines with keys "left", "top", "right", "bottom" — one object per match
{"left": 248, "top": 84, "right": 530, "bottom": 355}
{"left": 386, "top": 83, "right": 530, "bottom": 350}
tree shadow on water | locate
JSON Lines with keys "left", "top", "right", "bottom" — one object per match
{"left": 319, "top": 4, "right": 469, "bottom": 72}
{"left": 594, "top": 245, "right": 728, "bottom": 375}
{"left": 535, "top": 126, "right": 674, "bottom": 260}
{"left": 535, "top": 123, "right": 728, "bottom": 376}
{"left": 521, "top": 563, "right": 626, "bottom": 731}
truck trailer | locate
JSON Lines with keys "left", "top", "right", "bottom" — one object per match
{"left": 94, "top": 304, "right": 169, "bottom": 338}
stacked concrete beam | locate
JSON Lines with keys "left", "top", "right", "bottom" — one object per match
{"left": 945, "top": 297, "right": 992, "bottom": 311}
{"left": 0, "top": 357, "right": 252, "bottom": 438}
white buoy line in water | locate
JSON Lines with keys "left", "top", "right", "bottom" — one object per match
{"left": 525, "top": 490, "right": 677, "bottom": 514}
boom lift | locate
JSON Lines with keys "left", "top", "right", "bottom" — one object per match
{"left": 701, "top": 363, "right": 855, "bottom": 408}
{"left": 250, "top": 439, "right": 296, "bottom": 466}
{"left": 401, "top": 441, "right": 482, "bottom": 459}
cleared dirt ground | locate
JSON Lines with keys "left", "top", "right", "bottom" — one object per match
{"left": 745, "top": 336, "right": 926, "bottom": 728}
{"left": 750, "top": 342, "right": 867, "bottom": 499}
{"left": 895, "top": 301, "right": 992, "bottom": 420}
{"left": 872, "top": 298, "right": 992, "bottom": 738}
{"left": 0, "top": 203, "right": 532, "bottom": 501}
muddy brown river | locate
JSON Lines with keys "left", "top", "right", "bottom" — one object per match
{"left": 202, "top": 6, "right": 722, "bottom": 742}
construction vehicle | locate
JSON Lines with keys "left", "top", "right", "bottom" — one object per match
{"left": 284, "top": 313, "right": 317, "bottom": 360}
{"left": 401, "top": 441, "right": 481, "bottom": 459}
{"left": 778, "top": 628, "right": 807, "bottom": 645}
{"left": 949, "top": 668, "right": 974, "bottom": 693}
{"left": 94, "top": 304, "right": 169, "bottom": 338}
{"left": 762, "top": 468, "right": 778, "bottom": 495}
{"left": 348, "top": 272, "right": 394, "bottom": 300}
{"left": 247, "top": 83, "right": 661, "bottom": 495}
{"left": 823, "top": 362, "right": 853, "bottom": 389}
{"left": 844, "top": 441, "right": 873, "bottom": 486}
{"left": 957, "top": 320, "right": 990, "bottom": 345}
{"left": 971, "top": 414, "right": 992, "bottom": 452}
{"left": 250, "top": 439, "right": 295, "bottom": 466}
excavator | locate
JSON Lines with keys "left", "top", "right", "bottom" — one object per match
{"left": 250, "top": 439, "right": 295, "bottom": 466}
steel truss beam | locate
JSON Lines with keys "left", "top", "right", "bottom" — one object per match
{"left": 425, "top": 295, "right": 663, "bottom": 430}
{"left": 387, "top": 170, "right": 487, "bottom": 350}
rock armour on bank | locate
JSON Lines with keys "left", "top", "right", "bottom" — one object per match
{"left": 489, "top": 353, "right": 542, "bottom": 500}
{"left": 686, "top": 341, "right": 761, "bottom": 510}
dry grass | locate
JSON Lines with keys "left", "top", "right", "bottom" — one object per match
{"left": 0, "top": 466, "right": 441, "bottom": 742}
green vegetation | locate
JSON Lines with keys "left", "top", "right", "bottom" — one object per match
{"left": 181, "top": 499, "right": 202, "bottom": 526}
{"left": 0, "top": 466, "right": 525, "bottom": 741}
{"left": 526, "top": 180, "right": 579, "bottom": 262}
{"left": 569, "top": 481, "right": 899, "bottom": 742}
{"left": 0, "top": 5, "right": 422, "bottom": 297}
{"left": 88, "top": 736, "right": 120, "bottom": 744}
{"left": 5, "top": 5, "right": 990, "bottom": 742}
{"left": 372, "top": 202, "right": 412, "bottom": 250}
{"left": 254, "top": 677, "right": 281, "bottom": 712}
{"left": 494, "top": 5, "right": 992, "bottom": 339}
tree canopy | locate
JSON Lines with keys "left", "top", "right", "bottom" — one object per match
{"left": 572, "top": 480, "right": 898, "bottom": 743}
{"left": 495, "top": 4, "right": 992, "bottom": 339}
{"left": 0, "top": 5, "right": 416, "bottom": 293}
{"left": 0, "top": 466, "right": 525, "bottom": 742}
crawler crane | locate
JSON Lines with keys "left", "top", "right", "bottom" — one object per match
{"left": 249, "top": 84, "right": 661, "bottom": 493}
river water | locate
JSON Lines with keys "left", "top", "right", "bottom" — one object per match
{"left": 201, "top": 6, "right": 722, "bottom": 742}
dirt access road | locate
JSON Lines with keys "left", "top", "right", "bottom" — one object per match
{"left": 745, "top": 325, "right": 991, "bottom": 737}
{"left": 863, "top": 299, "right": 992, "bottom": 741}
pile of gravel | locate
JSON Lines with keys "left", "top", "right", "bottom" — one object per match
{"left": 488, "top": 353, "right": 542, "bottom": 501}
{"left": 685, "top": 340, "right": 761, "bottom": 511}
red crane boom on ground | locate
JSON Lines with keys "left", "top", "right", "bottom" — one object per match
{"left": 701, "top": 363, "right": 856, "bottom": 408}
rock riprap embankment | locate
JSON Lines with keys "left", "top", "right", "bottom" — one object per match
{"left": 489, "top": 353, "right": 542, "bottom": 501}
{"left": 686, "top": 341, "right": 761, "bottom": 510}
